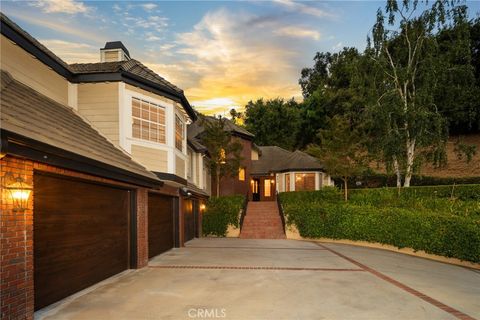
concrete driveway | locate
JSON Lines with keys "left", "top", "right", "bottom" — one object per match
{"left": 37, "top": 238, "right": 479, "bottom": 320}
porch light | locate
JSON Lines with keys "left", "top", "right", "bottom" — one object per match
{"left": 270, "top": 179, "right": 275, "bottom": 184}
{"left": 200, "top": 203, "right": 206, "bottom": 211}
{"left": 3, "top": 174, "right": 32, "bottom": 211}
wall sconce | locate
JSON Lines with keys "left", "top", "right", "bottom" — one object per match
{"left": 200, "top": 203, "right": 206, "bottom": 211}
{"left": 270, "top": 179, "right": 275, "bottom": 184}
{"left": 3, "top": 173, "right": 32, "bottom": 212}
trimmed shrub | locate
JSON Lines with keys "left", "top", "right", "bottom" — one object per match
{"left": 202, "top": 195, "right": 245, "bottom": 237}
{"left": 279, "top": 186, "right": 480, "bottom": 262}
{"left": 333, "top": 173, "right": 480, "bottom": 189}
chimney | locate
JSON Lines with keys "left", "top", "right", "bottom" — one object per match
{"left": 100, "top": 41, "right": 130, "bottom": 62}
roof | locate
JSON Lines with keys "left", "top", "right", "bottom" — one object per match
{"left": 188, "top": 115, "right": 255, "bottom": 142}
{"left": 251, "top": 146, "right": 324, "bottom": 175}
{"left": 70, "top": 59, "right": 183, "bottom": 94}
{"left": 0, "top": 70, "right": 161, "bottom": 186}
{"left": 102, "top": 41, "right": 130, "bottom": 57}
{"left": 0, "top": 13, "right": 196, "bottom": 121}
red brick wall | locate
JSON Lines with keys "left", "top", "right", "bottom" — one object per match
{"left": 0, "top": 155, "right": 173, "bottom": 319}
{"left": 213, "top": 137, "right": 253, "bottom": 197}
{"left": 1, "top": 156, "right": 34, "bottom": 320}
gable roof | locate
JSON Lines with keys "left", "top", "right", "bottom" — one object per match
{"left": 0, "top": 13, "right": 196, "bottom": 121}
{"left": 251, "top": 146, "right": 323, "bottom": 175}
{"left": 0, "top": 70, "right": 161, "bottom": 187}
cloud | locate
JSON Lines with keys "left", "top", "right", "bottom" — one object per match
{"left": 6, "top": 11, "right": 105, "bottom": 43}
{"left": 38, "top": 39, "right": 98, "bottom": 63}
{"left": 272, "top": 0, "right": 334, "bottom": 18}
{"left": 30, "top": 0, "right": 90, "bottom": 14}
{"left": 275, "top": 26, "right": 321, "bottom": 40}
{"left": 141, "top": 3, "right": 158, "bottom": 11}
{"left": 168, "top": 8, "right": 303, "bottom": 113}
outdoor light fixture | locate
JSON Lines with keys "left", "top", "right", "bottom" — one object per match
{"left": 180, "top": 186, "right": 192, "bottom": 197}
{"left": 270, "top": 179, "right": 275, "bottom": 184}
{"left": 200, "top": 203, "right": 206, "bottom": 211}
{"left": 3, "top": 173, "right": 32, "bottom": 211}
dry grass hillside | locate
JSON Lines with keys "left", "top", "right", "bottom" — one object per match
{"left": 420, "top": 134, "right": 480, "bottom": 178}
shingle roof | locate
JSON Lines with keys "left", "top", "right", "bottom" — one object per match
{"left": 70, "top": 59, "right": 183, "bottom": 94}
{"left": 188, "top": 115, "right": 255, "bottom": 141}
{"left": 0, "top": 70, "right": 160, "bottom": 184}
{"left": 251, "top": 146, "right": 324, "bottom": 175}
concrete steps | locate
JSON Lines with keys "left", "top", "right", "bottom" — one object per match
{"left": 240, "top": 201, "right": 286, "bottom": 239}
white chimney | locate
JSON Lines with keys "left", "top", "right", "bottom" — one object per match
{"left": 100, "top": 41, "right": 130, "bottom": 62}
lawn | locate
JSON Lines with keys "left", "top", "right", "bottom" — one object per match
{"left": 279, "top": 185, "right": 480, "bottom": 262}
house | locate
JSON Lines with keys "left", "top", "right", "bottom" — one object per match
{"left": 188, "top": 117, "right": 333, "bottom": 202}
{"left": 251, "top": 146, "right": 333, "bottom": 201}
{"left": 0, "top": 13, "right": 208, "bottom": 319}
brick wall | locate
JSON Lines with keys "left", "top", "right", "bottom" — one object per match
{"left": 0, "top": 156, "right": 34, "bottom": 320}
{"left": 0, "top": 155, "right": 169, "bottom": 319}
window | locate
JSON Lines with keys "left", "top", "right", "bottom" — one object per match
{"left": 295, "top": 173, "right": 315, "bottom": 191}
{"left": 238, "top": 167, "right": 245, "bottom": 181}
{"left": 175, "top": 115, "right": 184, "bottom": 151}
{"left": 264, "top": 179, "right": 271, "bottom": 197}
{"left": 285, "top": 174, "right": 290, "bottom": 192}
{"left": 132, "top": 97, "right": 165, "bottom": 143}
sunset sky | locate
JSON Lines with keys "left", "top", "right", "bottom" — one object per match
{"left": 2, "top": 0, "right": 479, "bottom": 115}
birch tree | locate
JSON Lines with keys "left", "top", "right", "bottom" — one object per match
{"left": 369, "top": 0, "right": 467, "bottom": 187}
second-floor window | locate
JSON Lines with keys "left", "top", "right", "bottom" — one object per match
{"left": 175, "top": 115, "right": 184, "bottom": 151}
{"left": 132, "top": 97, "right": 166, "bottom": 143}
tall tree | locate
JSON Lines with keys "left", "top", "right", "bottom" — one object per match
{"left": 199, "top": 116, "right": 243, "bottom": 197}
{"left": 368, "top": 0, "right": 467, "bottom": 187}
{"left": 307, "top": 116, "right": 366, "bottom": 201}
{"left": 244, "top": 98, "right": 301, "bottom": 150}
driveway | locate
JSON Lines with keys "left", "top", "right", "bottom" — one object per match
{"left": 37, "top": 238, "right": 479, "bottom": 320}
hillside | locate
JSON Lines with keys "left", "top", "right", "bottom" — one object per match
{"left": 421, "top": 134, "right": 480, "bottom": 178}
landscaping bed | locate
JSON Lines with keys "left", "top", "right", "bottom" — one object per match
{"left": 202, "top": 195, "right": 245, "bottom": 237}
{"left": 279, "top": 185, "right": 480, "bottom": 262}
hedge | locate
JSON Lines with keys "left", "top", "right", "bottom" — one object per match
{"left": 279, "top": 186, "right": 480, "bottom": 262}
{"left": 202, "top": 195, "right": 245, "bottom": 237}
{"left": 333, "top": 173, "right": 480, "bottom": 189}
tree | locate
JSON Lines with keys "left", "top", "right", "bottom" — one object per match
{"left": 244, "top": 98, "right": 301, "bottom": 150}
{"left": 306, "top": 116, "right": 366, "bottom": 201}
{"left": 229, "top": 108, "right": 245, "bottom": 126}
{"left": 368, "top": 0, "right": 468, "bottom": 187}
{"left": 199, "top": 116, "right": 243, "bottom": 197}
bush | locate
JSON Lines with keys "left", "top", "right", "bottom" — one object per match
{"left": 333, "top": 173, "right": 480, "bottom": 189}
{"left": 202, "top": 195, "right": 245, "bottom": 237}
{"left": 279, "top": 186, "right": 480, "bottom": 262}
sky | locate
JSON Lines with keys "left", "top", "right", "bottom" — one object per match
{"left": 1, "top": 0, "right": 479, "bottom": 115}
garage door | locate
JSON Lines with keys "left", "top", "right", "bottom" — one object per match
{"left": 183, "top": 199, "right": 195, "bottom": 242}
{"left": 34, "top": 173, "right": 130, "bottom": 311}
{"left": 148, "top": 193, "right": 174, "bottom": 258}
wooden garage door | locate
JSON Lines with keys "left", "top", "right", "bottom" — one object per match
{"left": 34, "top": 173, "right": 130, "bottom": 311}
{"left": 148, "top": 194, "right": 174, "bottom": 258}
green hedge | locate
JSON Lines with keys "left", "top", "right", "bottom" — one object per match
{"left": 333, "top": 173, "right": 480, "bottom": 189}
{"left": 202, "top": 195, "right": 245, "bottom": 237}
{"left": 280, "top": 186, "right": 480, "bottom": 262}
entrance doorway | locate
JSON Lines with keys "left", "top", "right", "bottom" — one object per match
{"left": 252, "top": 179, "right": 260, "bottom": 201}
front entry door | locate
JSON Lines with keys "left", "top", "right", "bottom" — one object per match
{"left": 252, "top": 179, "right": 260, "bottom": 201}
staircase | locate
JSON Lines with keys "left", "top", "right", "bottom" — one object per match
{"left": 240, "top": 201, "right": 286, "bottom": 239}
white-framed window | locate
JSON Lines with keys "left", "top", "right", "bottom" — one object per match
{"left": 131, "top": 97, "right": 166, "bottom": 143}
{"left": 175, "top": 114, "right": 184, "bottom": 151}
